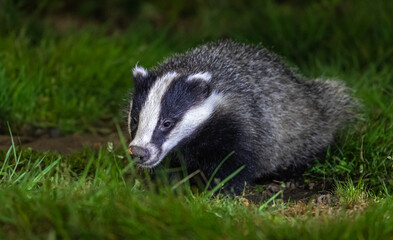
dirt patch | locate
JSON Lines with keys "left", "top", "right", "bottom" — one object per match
{"left": 244, "top": 180, "right": 334, "bottom": 204}
{"left": 0, "top": 132, "right": 123, "bottom": 154}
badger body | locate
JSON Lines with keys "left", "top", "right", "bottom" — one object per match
{"left": 127, "top": 41, "right": 357, "bottom": 194}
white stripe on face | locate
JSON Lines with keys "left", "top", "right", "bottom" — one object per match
{"left": 130, "top": 72, "right": 178, "bottom": 147}
{"left": 159, "top": 91, "right": 225, "bottom": 162}
{"left": 127, "top": 100, "right": 133, "bottom": 136}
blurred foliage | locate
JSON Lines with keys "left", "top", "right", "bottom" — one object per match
{"left": 1, "top": 0, "right": 392, "bottom": 70}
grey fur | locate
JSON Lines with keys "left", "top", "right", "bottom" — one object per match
{"left": 129, "top": 40, "right": 359, "bottom": 192}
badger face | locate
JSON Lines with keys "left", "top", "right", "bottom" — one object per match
{"left": 128, "top": 66, "right": 224, "bottom": 168}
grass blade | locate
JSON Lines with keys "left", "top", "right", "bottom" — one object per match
{"left": 0, "top": 147, "right": 12, "bottom": 180}
{"left": 27, "top": 157, "right": 61, "bottom": 190}
{"left": 171, "top": 169, "right": 201, "bottom": 191}
{"left": 204, "top": 151, "right": 235, "bottom": 192}
{"left": 206, "top": 165, "right": 245, "bottom": 197}
{"left": 258, "top": 190, "right": 283, "bottom": 211}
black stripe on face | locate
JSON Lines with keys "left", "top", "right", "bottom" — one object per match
{"left": 150, "top": 76, "right": 211, "bottom": 147}
{"left": 130, "top": 74, "right": 157, "bottom": 140}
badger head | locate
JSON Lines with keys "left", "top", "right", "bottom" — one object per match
{"left": 127, "top": 65, "right": 224, "bottom": 168}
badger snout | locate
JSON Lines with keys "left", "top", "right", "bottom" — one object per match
{"left": 129, "top": 145, "right": 150, "bottom": 163}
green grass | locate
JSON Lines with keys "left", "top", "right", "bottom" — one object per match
{"left": 1, "top": 144, "right": 393, "bottom": 239}
{"left": 0, "top": 30, "right": 169, "bottom": 133}
{"left": 1, "top": 0, "right": 393, "bottom": 238}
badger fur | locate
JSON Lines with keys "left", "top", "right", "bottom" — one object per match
{"left": 127, "top": 40, "right": 357, "bottom": 194}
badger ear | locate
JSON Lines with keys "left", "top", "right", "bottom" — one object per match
{"left": 132, "top": 65, "right": 149, "bottom": 80}
{"left": 187, "top": 72, "right": 212, "bottom": 83}
{"left": 187, "top": 72, "right": 212, "bottom": 97}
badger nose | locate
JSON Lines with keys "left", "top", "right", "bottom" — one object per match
{"left": 129, "top": 146, "right": 150, "bottom": 162}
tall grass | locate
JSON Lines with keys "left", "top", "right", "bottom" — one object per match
{"left": 1, "top": 140, "right": 393, "bottom": 239}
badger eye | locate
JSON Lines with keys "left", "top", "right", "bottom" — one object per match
{"left": 162, "top": 119, "right": 174, "bottom": 129}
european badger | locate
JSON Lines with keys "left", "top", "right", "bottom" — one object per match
{"left": 127, "top": 41, "right": 357, "bottom": 194}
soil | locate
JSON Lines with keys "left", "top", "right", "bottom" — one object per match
{"left": 244, "top": 180, "right": 334, "bottom": 205}
{"left": 0, "top": 132, "right": 123, "bottom": 154}
{"left": 0, "top": 132, "right": 333, "bottom": 204}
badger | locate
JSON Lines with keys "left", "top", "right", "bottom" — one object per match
{"left": 127, "top": 40, "right": 357, "bottom": 194}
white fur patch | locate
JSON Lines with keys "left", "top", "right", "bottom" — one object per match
{"left": 187, "top": 72, "right": 212, "bottom": 82}
{"left": 127, "top": 100, "right": 133, "bottom": 136}
{"left": 132, "top": 65, "right": 148, "bottom": 78}
{"left": 130, "top": 72, "right": 179, "bottom": 165}
{"left": 159, "top": 91, "right": 225, "bottom": 163}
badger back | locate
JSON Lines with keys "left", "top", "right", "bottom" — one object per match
{"left": 127, "top": 66, "right": 225, "bottom": 168}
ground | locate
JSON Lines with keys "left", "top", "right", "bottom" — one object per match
{"left": 0, "top": 132, "right": 121, "bottom": 154}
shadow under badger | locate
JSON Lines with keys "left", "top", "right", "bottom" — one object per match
{"left": 127, "top": 41, "right": 357, "bottom": 194}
